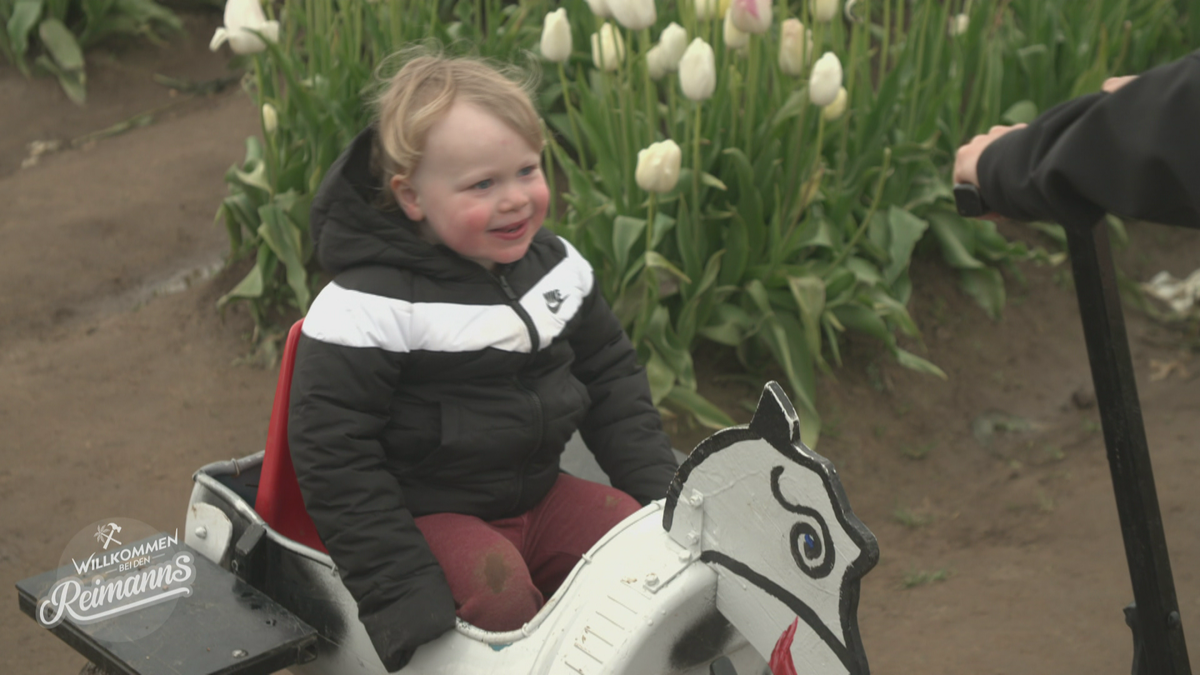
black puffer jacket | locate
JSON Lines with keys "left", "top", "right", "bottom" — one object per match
{"left": 287, "top": 127, "right": 679, "bottom": 671}
{"left": 978, "top": 50, "right": 1200, "bottom": 230}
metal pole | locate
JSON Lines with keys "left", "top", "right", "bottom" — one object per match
{"left": 1064, "top": 219, "right": 1191, "bottom": 675}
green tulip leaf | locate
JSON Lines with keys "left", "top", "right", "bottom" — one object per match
{"left": 38, "top": 18, "right": 81, "bottom": 70}
{"left": 645, "top": 251, "right": 691, "bottom": 283}
{"left": 664, "top": 387, "right": 736, "bottom": 430}
{"left": 884, "top": 206, "right": 928, "bottom": 284}
{"left": 8, "top": 0, "right": 43, "bottom": 69}
{"left": 895, "top": 348, "right": 947, "bottom": 380}
{"left": 960, "top": 267, "right": 1006, "bottom": 320}
{"left": 1001, "top": 100, "right": 1038, "bottom": 125}
{"left": 644, "top": 346, "right": 675, "bottom": 406}
{"left": 612, "top": 215, "right": 646, "bottom": 276}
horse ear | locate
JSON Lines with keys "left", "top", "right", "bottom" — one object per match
{"left": 749, "top": 381, "right": 801, "bottom": 448}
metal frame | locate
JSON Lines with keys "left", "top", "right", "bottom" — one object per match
{"left": 956, "top": 183, "right": 1192, "bottom": 674}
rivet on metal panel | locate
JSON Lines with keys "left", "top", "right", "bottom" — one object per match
{"left": 645, "top": 573, "right": 659, "bottom": 587}
{"left": 194, "top": 526, "right": 208, "bottom": 540}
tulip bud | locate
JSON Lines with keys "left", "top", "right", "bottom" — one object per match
{"left": 723, "top": 10, "right": 749, "bottom": 49}
{"left": 646, "top": 44, "right": 670, "bottom": 80}
{"left": 811, "top": 0, "right": 838, "bottom": 23}
{"left": 679, "top": 38, "right": 716, "bottom": 101}
{"left": 808, "top": 51, "right": 842, "bottom": 106}
{"left": 821, "top": 87, "right": 847, "bottom": 121}
{"left": 585, "top": 0, "right": 611, "bottom": 19}
{"left": 694, "top": 0, "right": 720, "bottom": 21}
{"left": 609, "top": 0, "right": 656, "bottom": 31}
{"left": 778, "top": 19, "right": 812, "bottom": 77}
{"left": 261, "top": 102, "right": 278, "bottom": 134}
{"left": 730, "top": 0, "right": 771, "bottom": 34}
{"left": 948, "top": 13, "right": 969, "bottom": 37}
{"left": 636, "top": 139, "right": 683, "bottom": 193}
{"left": 591, "top": 23, "right": 626, "bottom": 72}
{"left": 541, "top": 9, "right": 572, "bottom": 63}
{"left": 658, "top": 22, "right": 688, "bottom": 69}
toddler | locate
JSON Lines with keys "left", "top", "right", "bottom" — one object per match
{"left": 288, "top": 52, "right": 679, "bottom": 671}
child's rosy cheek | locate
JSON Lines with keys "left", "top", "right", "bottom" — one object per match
{"left": 531, "top": 180, "right": 551, "bottom": 217}
{"left": 463, "top": 207, "right": 492, "bottom": 231}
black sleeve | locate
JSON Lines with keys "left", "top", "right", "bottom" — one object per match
{"left": 568, "top": 282, "right": 679, "bottom": 504}
{"left": 288, "top": 333, "right": 456, "bottom": 671}
{"left": 977, "top": 51, "right": 1200, "bottom": 230}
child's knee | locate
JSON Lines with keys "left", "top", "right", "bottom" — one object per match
{"left": 457, "top": 548, "right": 542, "bottom": 631}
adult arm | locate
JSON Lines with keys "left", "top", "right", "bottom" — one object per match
{"left": 567, "top": 283, "right": 679, "bottom": 504}
{"left": 288, "top": 327, "right": 456, "bottom": 671}
{"left": 969, "top": 51, "right": 1200, "bottom": 229}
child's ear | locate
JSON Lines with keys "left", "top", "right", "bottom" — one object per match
{"left": 390, "top": 175, "right": 424, "bottom": 222}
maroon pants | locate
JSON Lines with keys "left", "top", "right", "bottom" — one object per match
{"left": 413, "top": 474, "right": 640, "bottom": 632}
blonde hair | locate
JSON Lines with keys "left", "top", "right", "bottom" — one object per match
{"left": 370, "top": 48, "right": 543, "bottom": 210}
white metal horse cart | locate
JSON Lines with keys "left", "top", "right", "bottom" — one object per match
{"left": 18, "top": 317, "right": 880, "bottom": 675}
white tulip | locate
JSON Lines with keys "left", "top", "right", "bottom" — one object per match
{"left": 811, "top": 0, "right": 838, "bottom": 23}
{"left": 646, "top": 44, "right": 670, "bottom": 80}
{"left": 694, "top": 0, "right": 721, "bottom": 21}
{"left": 821, "top": 87, "right": 848, "bottom": 120}
{"left": 636, "top": 140, "right": 683, "bottom": 193}
{"left": 659, "top": 22, "right": 688, "bottom": 68}
{"left": 723, "top": 10, "right": 749, "bottom": 49}
{"left": 261, "top": 102, "right": 278, "bottom": 134}
{"left": 808, "top": 51, "right": 842, "bottom": 106}
{"left": 678, "top": 38, "right": 716, "bottom": 101}
{"left": 778, "top": 19, "right": 812, "bottom": 77}
{"left": 729, "top": 0, "right": 771, "bottom": 34}
{"left": 609, "top": 0, "right": 656, "bottom": 31}
{"left": 585, "top": 0, "right": 612, "bottom": 19}
{"left": 591, "top": 23, "right": 626, "bottom": 72}
{"left": 209, "top": 0, "right": 280, "bottom": 55}
{"left": 948, "top": 13, "right": 969, "bottom": 37}
{"left": 540, "top": 9, "right": 572, "bottom": 63}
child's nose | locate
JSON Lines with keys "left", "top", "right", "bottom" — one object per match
{"left": 500, "top": 185, "right": 530, "bottom": 211}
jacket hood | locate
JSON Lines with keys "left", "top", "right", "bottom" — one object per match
{"left": 310, "top": 126, "right": 482, "bottom": 279}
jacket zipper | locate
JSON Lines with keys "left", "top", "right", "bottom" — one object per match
{"left": 496, "top": 274, "right": 544, "bottom": 512}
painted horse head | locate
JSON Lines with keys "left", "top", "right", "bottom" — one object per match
{"left": 663, "top": 382, "right": 879, "bottom": 675}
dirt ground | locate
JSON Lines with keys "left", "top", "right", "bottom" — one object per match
{"left": 3, "top": 14, "right": 1200, "bottom": 674}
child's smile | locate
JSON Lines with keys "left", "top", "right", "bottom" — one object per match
{"left": 392, "top": 100, "right": 550, "bottom": 270}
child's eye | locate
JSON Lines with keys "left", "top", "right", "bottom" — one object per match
{"left": 472, "top": 178, "right": 493, "bottom": 190}
{"left": 518, "top": 165, "right": 538, "bottom": 177}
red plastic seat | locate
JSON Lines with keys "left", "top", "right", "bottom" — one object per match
{"left": 255, "top": 319, "right": 328, "bottom": 553}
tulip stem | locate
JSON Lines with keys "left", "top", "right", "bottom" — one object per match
{"left": 828, "top": 146, "right": 890, "bottom": 272}
{"left": 646, "top": 193, "right": 657, "bottom": 255}
{"left": 253, "top": 55, "right": 277, "bottom": 192}
{"left": 692, "top": 102, "right": 702, "bottom": 225}
{"left": 640, "top": 28, "right": 657, "bottom": 144}
{"left": 745, "top": 35, "right": 760, "bottom": 152}
{"left": 557, "top": 63, "right": 585, "bottom": 165}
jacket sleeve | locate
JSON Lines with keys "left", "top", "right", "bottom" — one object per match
{"left": 568, "top": 282, "right": 679, "bottom": 504}
{"left": 977, "top": 51, "right": 1200, "bottom": 230}
{"left": 288, "top": 331, "right": 456, "bottom": 671}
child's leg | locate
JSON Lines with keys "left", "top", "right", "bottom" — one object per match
{"left": 413, "top": 512, "right": 543, "bottom": 631}
{"left": 518, "top": 474, "right": 641, "bottom": 597}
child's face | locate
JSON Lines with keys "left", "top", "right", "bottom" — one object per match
{"left": 391, "top": 100, "right": 549, "bottom": 271}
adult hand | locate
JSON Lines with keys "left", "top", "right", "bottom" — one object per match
{"left": 953, "top": 124, "right": 1026, "bottom": 187}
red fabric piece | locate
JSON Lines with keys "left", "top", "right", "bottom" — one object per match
{"left": 254, "top": 320, "right": 328, "bottom": 553}
{"left": 769, "top": 617, "right": 799, "bottom": 675}
{"left": 414, "top": 473, "right": 639, "bottom": 631}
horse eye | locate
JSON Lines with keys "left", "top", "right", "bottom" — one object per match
{"left": 789, "top": 516, "right": 834, "bottom": 579}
